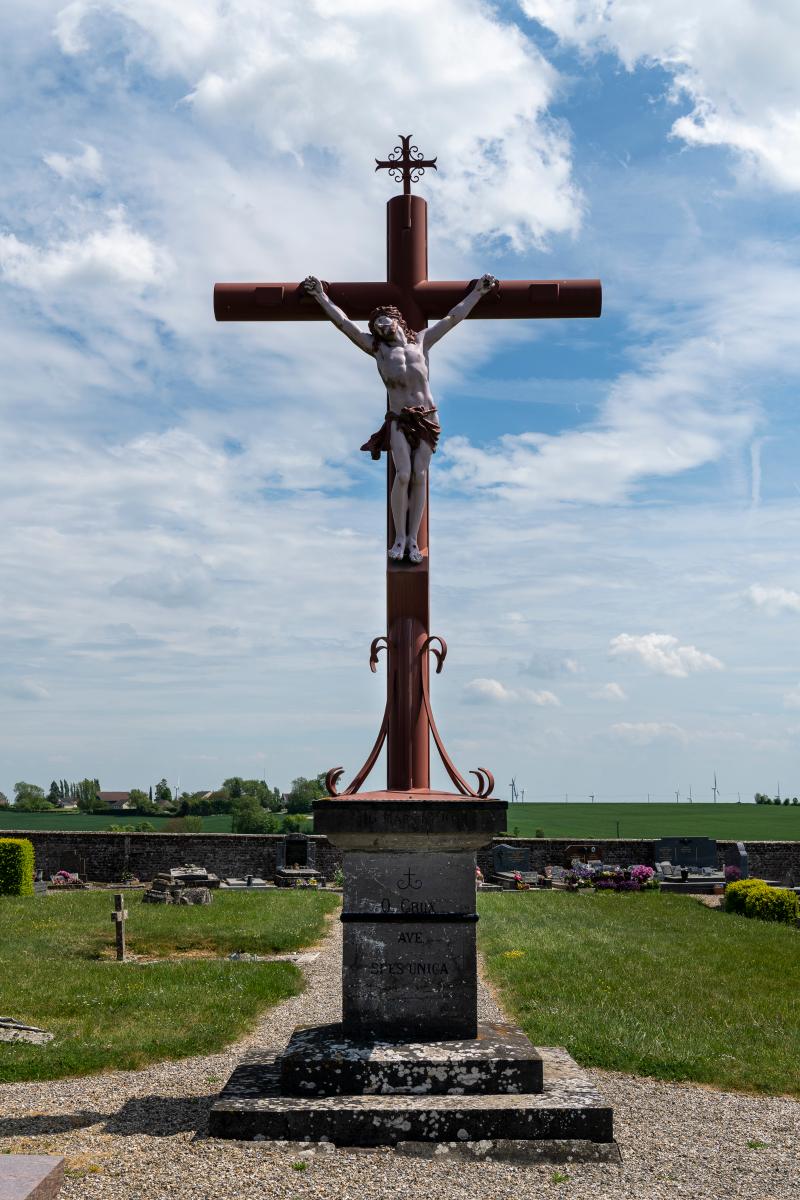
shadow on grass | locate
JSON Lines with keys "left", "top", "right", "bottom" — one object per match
{"left": 0, "top": 1094, "right": 218, "bottom": 1139}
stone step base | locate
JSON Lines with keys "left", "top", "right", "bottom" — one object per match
{"left": 278, "top": 1021, "right": 542, "bottom": 1096}
{"left": 209, "top": 1046, "right": 613, "bottom": 1147}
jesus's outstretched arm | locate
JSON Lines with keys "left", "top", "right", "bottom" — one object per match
{"left": 303, "top": 276, "right": 374, "bottom": 355}
{"left": 422, "top": 274, "right": 497, "bottom": 351}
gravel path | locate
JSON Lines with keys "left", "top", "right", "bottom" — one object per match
{"left": 1, "top": 920, "right": 798, "bottom": 1199}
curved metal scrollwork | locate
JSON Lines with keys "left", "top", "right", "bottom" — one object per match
{"left": 421, "top": 637, "right": 495, "bottom": 799}
{"left": 325, "top": 635, "right": 392, "bottom": 796}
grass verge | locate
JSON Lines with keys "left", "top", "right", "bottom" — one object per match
{"left": 0, "top": 889, "right": 339, "bottom": 1083}
{"left": 478, "top": 890, "right": 799, "bottom": 1096}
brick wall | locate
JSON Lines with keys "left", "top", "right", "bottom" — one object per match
{"left": 3, "top": 830, "right": 799, "bottom": 886}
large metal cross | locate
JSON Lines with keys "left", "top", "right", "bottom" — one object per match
{"left": 214, "top": 137, "right": 601, "bottom": 800}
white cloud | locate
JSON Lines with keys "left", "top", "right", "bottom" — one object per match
{"left": 463, "top": 678, "right": 560, "bottom": 706}
{"left": 43, "top": 143, "right": 103, "bottom": 181}
{"left": 53, "top": 0, "right": 582, "bottom": 250}
{"left": 522, "top": 1, "right": 800, "bottom": 191}
{"left": 8, "top": 680, "right": 50, "bottom": 702}
{"left": 0, "top": 208, "right": 170, "bottom": 290}
{"left": 591, "top": 682, "right": 626, "bottom": 701}
{"left": 784, "top": 685, "right": 800, "bottom": 710}
{"left": 746, "top": 584, "right": 800, "bottom": 616}
{"left": 610, "top": 721, "right": 688, "bottom": 745}
{"left": 609, "top": 633, "right": 723, "bottom": 678}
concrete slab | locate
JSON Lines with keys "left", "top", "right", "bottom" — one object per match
{"left": 278, "top": 1021, "right": 543, "bottom": 1096}
{"left": 0, "top": 1156, "right": 64, "bottom": 1200}
{"left": 209, "top": 1046, "right": 613, "bottom": 1146}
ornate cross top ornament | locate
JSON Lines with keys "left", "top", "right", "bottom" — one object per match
{"left": 375, "top": 134, "right": 437, "bottom": 195}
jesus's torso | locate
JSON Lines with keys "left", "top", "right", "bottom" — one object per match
{"left": 375, "top": 338, "right": 438, "bottom": 419}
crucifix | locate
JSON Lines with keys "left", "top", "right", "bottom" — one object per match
{"left": 214, "top": 136, "right": 601, "bottom": 801}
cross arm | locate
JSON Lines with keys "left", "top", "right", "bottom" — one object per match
{"left": 415, "top": 279, "right": 601, "bottom": 320}
{"left": 214, "top": 281, "right": 402, "bottom": 322}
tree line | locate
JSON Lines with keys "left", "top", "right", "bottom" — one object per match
{"left": 0, "top": 773, "right": 327, "bottom": 834}
{"left": 753, "top": 793, "right": 799, "bottom": 806}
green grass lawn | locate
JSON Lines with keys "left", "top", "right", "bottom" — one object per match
{"left": 0, "top": 889, "right": 339, "bottom": 1083}
{"left": 504, "top": 801, "right": 800, "bottom": 840}
{"left": 0, "top": 811, "right": 234, "bottom": 832}
{"left": 479, "top": 890, "right": 800, "bottom": 1096}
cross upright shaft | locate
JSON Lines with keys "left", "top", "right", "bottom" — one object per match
{"left": 213, "top": 151, "right": 601, "bottom": 796}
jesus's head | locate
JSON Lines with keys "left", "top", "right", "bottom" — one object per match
{"left": 368, "top": 305, "right": 417, "bottom": 350}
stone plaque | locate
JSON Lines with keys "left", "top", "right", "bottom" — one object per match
{"left": 343, "top": 918, "right": 477, "bottom": 1040}
{"left": 343, "top": 851, "right": 475, "bottom": 915}
{"left": 341, "top": 851, "right": 478, "bottom": 1041}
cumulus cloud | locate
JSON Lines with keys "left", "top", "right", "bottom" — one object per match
{"left": 8, "top": 680, "right": 50, "bottom": 702}
{"left": 0, "top": 208, "right": 171, "bottom": 290}
{"left": 53, "top": 0, "right": 582, "bottom": 250}
{"left": 522, "top": 651, "right": 580, "bottom": 679}
{"left": 590, "top": 682, "right": 626, "bottom": 701}
{"left": 522, "top": 1, "right": 800, "bottom": 191}
{"left": 784, "top": 685, "right": 800, "bottom": 710}
{"left": 746, "top": 585, "right": 800, "bottom": 616}
{"left": 463, "top": 678, "right": 560, "bottom": 706}
{"left": 43, "top": 143, "right": 103, "bottom": 181}
{"left": 609, "top": 633, "right": 723, "bottom": 678}
{"left": 610, "top": 721, "right": 688, "bottom": 745}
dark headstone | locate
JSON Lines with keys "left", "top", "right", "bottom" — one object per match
{"left": 492, "top": 844, "right": 531, "bottom": 874}
{"left": 655, "top": 837, "right": 717, "bottom": 870}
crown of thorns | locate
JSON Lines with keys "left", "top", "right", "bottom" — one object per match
{"left": 368, "top": 305, "right": 417, "bottom": 345}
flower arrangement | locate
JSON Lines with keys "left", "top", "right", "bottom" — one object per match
{"left": 50, "top": 869, "right": 81, "bottom": 888}
{"left": 724, "top": 865, "right": 742, "bottom": 884}
{"left": 513, "top": 870, "right": 530, "bottom": 891}
{"left": 476, "top": 866, "right": 484, "bottom": 883}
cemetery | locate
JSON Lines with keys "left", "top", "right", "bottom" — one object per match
{"left": 4, "top": 9, "right": 800, "bottom": 1196}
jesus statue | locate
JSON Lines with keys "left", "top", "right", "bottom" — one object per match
{"left": 303, "top": 273, "right": 497, "bottom": 563}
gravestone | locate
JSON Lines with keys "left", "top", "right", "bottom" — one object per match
{"left": 655, "top": 837, "right": 717, "bottom": 870}
{"left": 275, "top": 833, "right": 319, "bottom": 886}
{"left": 491, "top": 843, "right": 537, "bottom": 890}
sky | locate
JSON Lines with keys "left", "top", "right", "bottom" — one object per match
{"left": 2, "top": 0, "right": 799, "bottom": 804}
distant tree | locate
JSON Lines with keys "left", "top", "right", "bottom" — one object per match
{"left": 13, "top": 782, "right": 53, "bottom": 811}
{"left": 76, "top": 778, "right": 103, "bottom": 813}
{"left": 154, "top": 778, "right": 173, "bottom": 807}
{"left": 0, "top": 791, "right": 9, "bottom": 809}
{"left": 285, "top": 774, "right": 326, "bottom": 814}
{"left": 47, "top": 780, "right": 61, "bottom": 805}
{"left": 129, "top": 787, "right": 156, "bottom": 813}
{"left": 231, "top": 795, "right": 278, "bottom": 834}
{"left": 282, "top": 814, "right": 311, "bottom": 833}
{"left": 164, "top": 815, "right": 203, "bottom": 833}
{"left": 149, "top": 785, "right": 153, "bottom": 804}
{"left": 783, "top": 797, "right": 791, "bottom": 806}
{"left": 774, "top": 796, "right": 783, "bottom": 806}
{"left": 223, "top": 776, "right": 244, "bottom": 799}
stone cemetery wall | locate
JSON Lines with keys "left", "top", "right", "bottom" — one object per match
{"left": 4, "top": 830, "right": 800, "bottom": 885}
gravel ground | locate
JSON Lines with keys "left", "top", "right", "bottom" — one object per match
{"left": 1, "top": 920, "right": 798, "bottom": 1200}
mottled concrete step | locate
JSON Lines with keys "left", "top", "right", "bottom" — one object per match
{"left": 278, "top": 1021, "right": 543, "bottom": 1096}
{"left": 209, "top": 1046, "right": 613, "bottom": 1147}
{"left": 0, "top": 1156, "right": 64, "bottom": 1200}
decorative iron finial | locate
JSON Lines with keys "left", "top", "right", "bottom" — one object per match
{"left": 375, "top": 135, "right": 437, "bottom": 196}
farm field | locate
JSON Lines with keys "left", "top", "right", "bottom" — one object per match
{"left": 0, "top": 811, "right": 235, "bottom": 832}
{"left": 503, "top": 801, "right": 800, "bottom": 841}
{"left": 0, "top": 889, "right": 339, "bottom": 1083}
{"left": 479, "top": 890, "right": 800, "bottom": 1095}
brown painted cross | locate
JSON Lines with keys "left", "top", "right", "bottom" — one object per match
{"left": 214, "top": 138, "right": 601, "bottom": 799}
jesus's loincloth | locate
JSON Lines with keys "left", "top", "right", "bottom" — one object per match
{"left": 360, "top": 405, "right": 440, "bottom": 461}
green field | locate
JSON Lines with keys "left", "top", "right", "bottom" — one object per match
{"left": 479, "top": 890, "right": 800, "bottom": 1095}
{"left": 0, "top": 889, "right": 339, "bottom": 1083}
{"left": 0, "top": 810, "right": 235, "bottom": 832}
{"left": 503, "top": 801, "right": 800, "bottom": 840}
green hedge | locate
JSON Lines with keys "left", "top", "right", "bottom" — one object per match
{"left": 725, "top": 877, "right": 799, "bottom": 925}
{"left": 0, "top": 837, "right": 35, "bottom": 896}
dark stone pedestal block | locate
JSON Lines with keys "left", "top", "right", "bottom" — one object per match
{"left": 209, "top": 1046, "right": 613, "bottom": 1146}
{"left": 278, "top": 1021, "right": 543, "bottom": 1096}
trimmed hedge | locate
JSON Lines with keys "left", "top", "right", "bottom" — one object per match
{"left": 0, "top": 837, "right": 35, "bottom": 896}
{"left": 725, "top": 877, "right": 799, "bottom": 925}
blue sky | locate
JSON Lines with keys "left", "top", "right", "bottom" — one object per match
{"left": 2, "top": 1, "right": 799, "bottom": 803}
